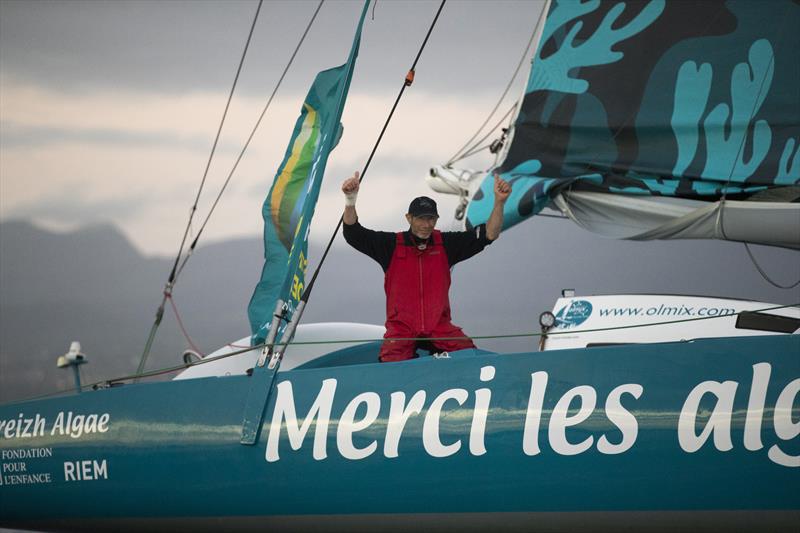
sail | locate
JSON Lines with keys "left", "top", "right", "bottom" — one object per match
{"left": 248, "top": 2, "right": 369, "bottom": 344}
{"left": 464, "top": 0, "right": 800, "bottom": 248}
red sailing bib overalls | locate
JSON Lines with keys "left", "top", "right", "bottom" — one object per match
{"left": 379, "top": 230, "right": 475, "bottom": 362}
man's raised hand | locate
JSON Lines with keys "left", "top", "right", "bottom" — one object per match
{"left": 342, "top": 171, "right": 360, "bottom": 196}
{"left": 342, "top": 171, "right": 360, "bottom": 211}
{"left": 494, "top": 173, "right": 512, "bottom": 204}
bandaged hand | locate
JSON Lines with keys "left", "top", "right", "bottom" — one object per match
{"left": 342, "top": 171, "right": 360, "bottom": 206}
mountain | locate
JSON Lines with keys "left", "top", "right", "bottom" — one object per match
{"left": 0, "top": 221, "right": 260, "bottom": 402}
{"left": 1, "top": 218, "right": 798, "bottom": 403}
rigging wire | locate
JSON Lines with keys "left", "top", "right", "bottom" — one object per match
{"left": 710, "top": 1, "right": 799, "bottom": 289}
{"left": 135, "top": 0, "right": 325, "bottom": 378}
{"left": 446, "top": 3, "right": 546, "bottom": 166}
{"left": 171, "top": 0, "right": 265, "bottom": 288}
{"left": 458, "top": 142, "right": 493, "bottom": 162}
{"left": 715, "top": 1, "right": 788, "bottom": 231}
{"left": 167, "top": 294, "right": 205, "bottom": 356}
{"left": 14, "top": 302, "right": 798, "bottom": 404}
{"left": 175, "top": 0, "right": 326, "bottom": 281}
{"left": 135, "top": 0, "right": 265, "bottom": 380}
{"left": 300, "top": 0, "right": 447, "bottom": 304}
{"left": 453, "top": 103, "right": 517, "bottom": 165}
{"left": 743, "top": 243, "right": 800, "bottom": 289}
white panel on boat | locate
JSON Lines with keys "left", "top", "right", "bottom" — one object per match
{"left": 554, "top": 192, "right": 800, "bottom": 249}
{"left": 174, "top": 322, "right": 385, "bottom": 380}
{"left": 542, "top": 294, "right": 800, "bottom": 351}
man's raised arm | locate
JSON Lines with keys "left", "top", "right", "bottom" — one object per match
{"left": 486, "top": 173, "right": 511, "bottom": 241}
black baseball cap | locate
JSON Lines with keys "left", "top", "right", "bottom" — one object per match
{"left": 408, "top": 196, "right": 438, "bottom": 217}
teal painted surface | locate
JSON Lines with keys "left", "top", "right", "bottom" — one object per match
{"left": 1, "top": 335, "right": 798, "bottom": 521}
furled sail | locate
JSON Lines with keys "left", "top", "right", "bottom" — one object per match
{"left": 462, "top": 0, "right": 800, "bottom": 248}
{"left": 248, "top": 2, "right": 368, "bottom": 344}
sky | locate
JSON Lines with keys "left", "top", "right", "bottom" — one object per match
{"left": 0, "top": 0, "right": 544, "bottom": 255}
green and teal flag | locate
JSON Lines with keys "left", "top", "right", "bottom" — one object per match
{"left": 248, "top": 2, "right": 369, "bottom": 345}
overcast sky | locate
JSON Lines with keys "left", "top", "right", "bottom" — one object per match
{"left": 1, "top": 0, "right": 543, "bottom": 255}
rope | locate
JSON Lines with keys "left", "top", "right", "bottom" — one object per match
{"left": 174, "top": 0, "right": 326, "bottom": 281}
{"left": 446, "top": 4, "right": 546, "bottom": 166}
{"left": 712, "top": 1, "right": 796, "bottom": 288}
{"left": 714, "top": 4, "right": 786, "bottom": 239}
{"left": 300, "top": 0, "right": 447, "bottom": 303}
{"left": 227, "top": 342, "right": 253, "bottom": 349}
{"left": 446, "top": 104, "right": 517, "bottom": 172}
{"left": 744, "top": 243, "right": 800, "bottom": 289}
{"left": 167, "top": 294, "right": 205, "bottom": 356}
{"left": 11, "top": 302, "right": 797, "bottom": 405}
{"left": 135, "top": 0, "right": 265, "bottom": 379}
{"left": 449, "top": 103, "right": 518, "bottom": 166}
{"left": 170, "top": 0, "right": 264, "bottom": 287}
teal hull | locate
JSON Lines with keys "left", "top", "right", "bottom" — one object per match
{"left": 1, "top": 335, "right": 798, "bottom": 530}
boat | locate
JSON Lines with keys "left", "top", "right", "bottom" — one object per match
{"left": 1, "top": 0, "right": 798, "bottom": 531}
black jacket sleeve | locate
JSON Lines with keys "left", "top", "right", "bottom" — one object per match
{"left": 441, "top": 223, "right": 492, "bottom": 267}
{"left": 342, "top": 220, "right": 396, "bottom": 272}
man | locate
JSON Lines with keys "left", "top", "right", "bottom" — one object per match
{"left": 342, "top": 171, "right": 512, "bottom": 362}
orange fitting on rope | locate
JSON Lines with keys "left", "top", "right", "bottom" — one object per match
{"left": 405, "top": 69, "right": 415, "bottom": 87}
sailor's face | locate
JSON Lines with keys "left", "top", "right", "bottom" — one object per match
{"left": 406, "top": 214, "right": 438, "bottom": 239}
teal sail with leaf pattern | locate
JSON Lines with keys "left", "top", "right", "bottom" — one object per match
{"left": 465, "top": 0, "right": 799, "bottom": 248}
{"left": 247, "top": 1, "right": 369, "bottom": 344}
